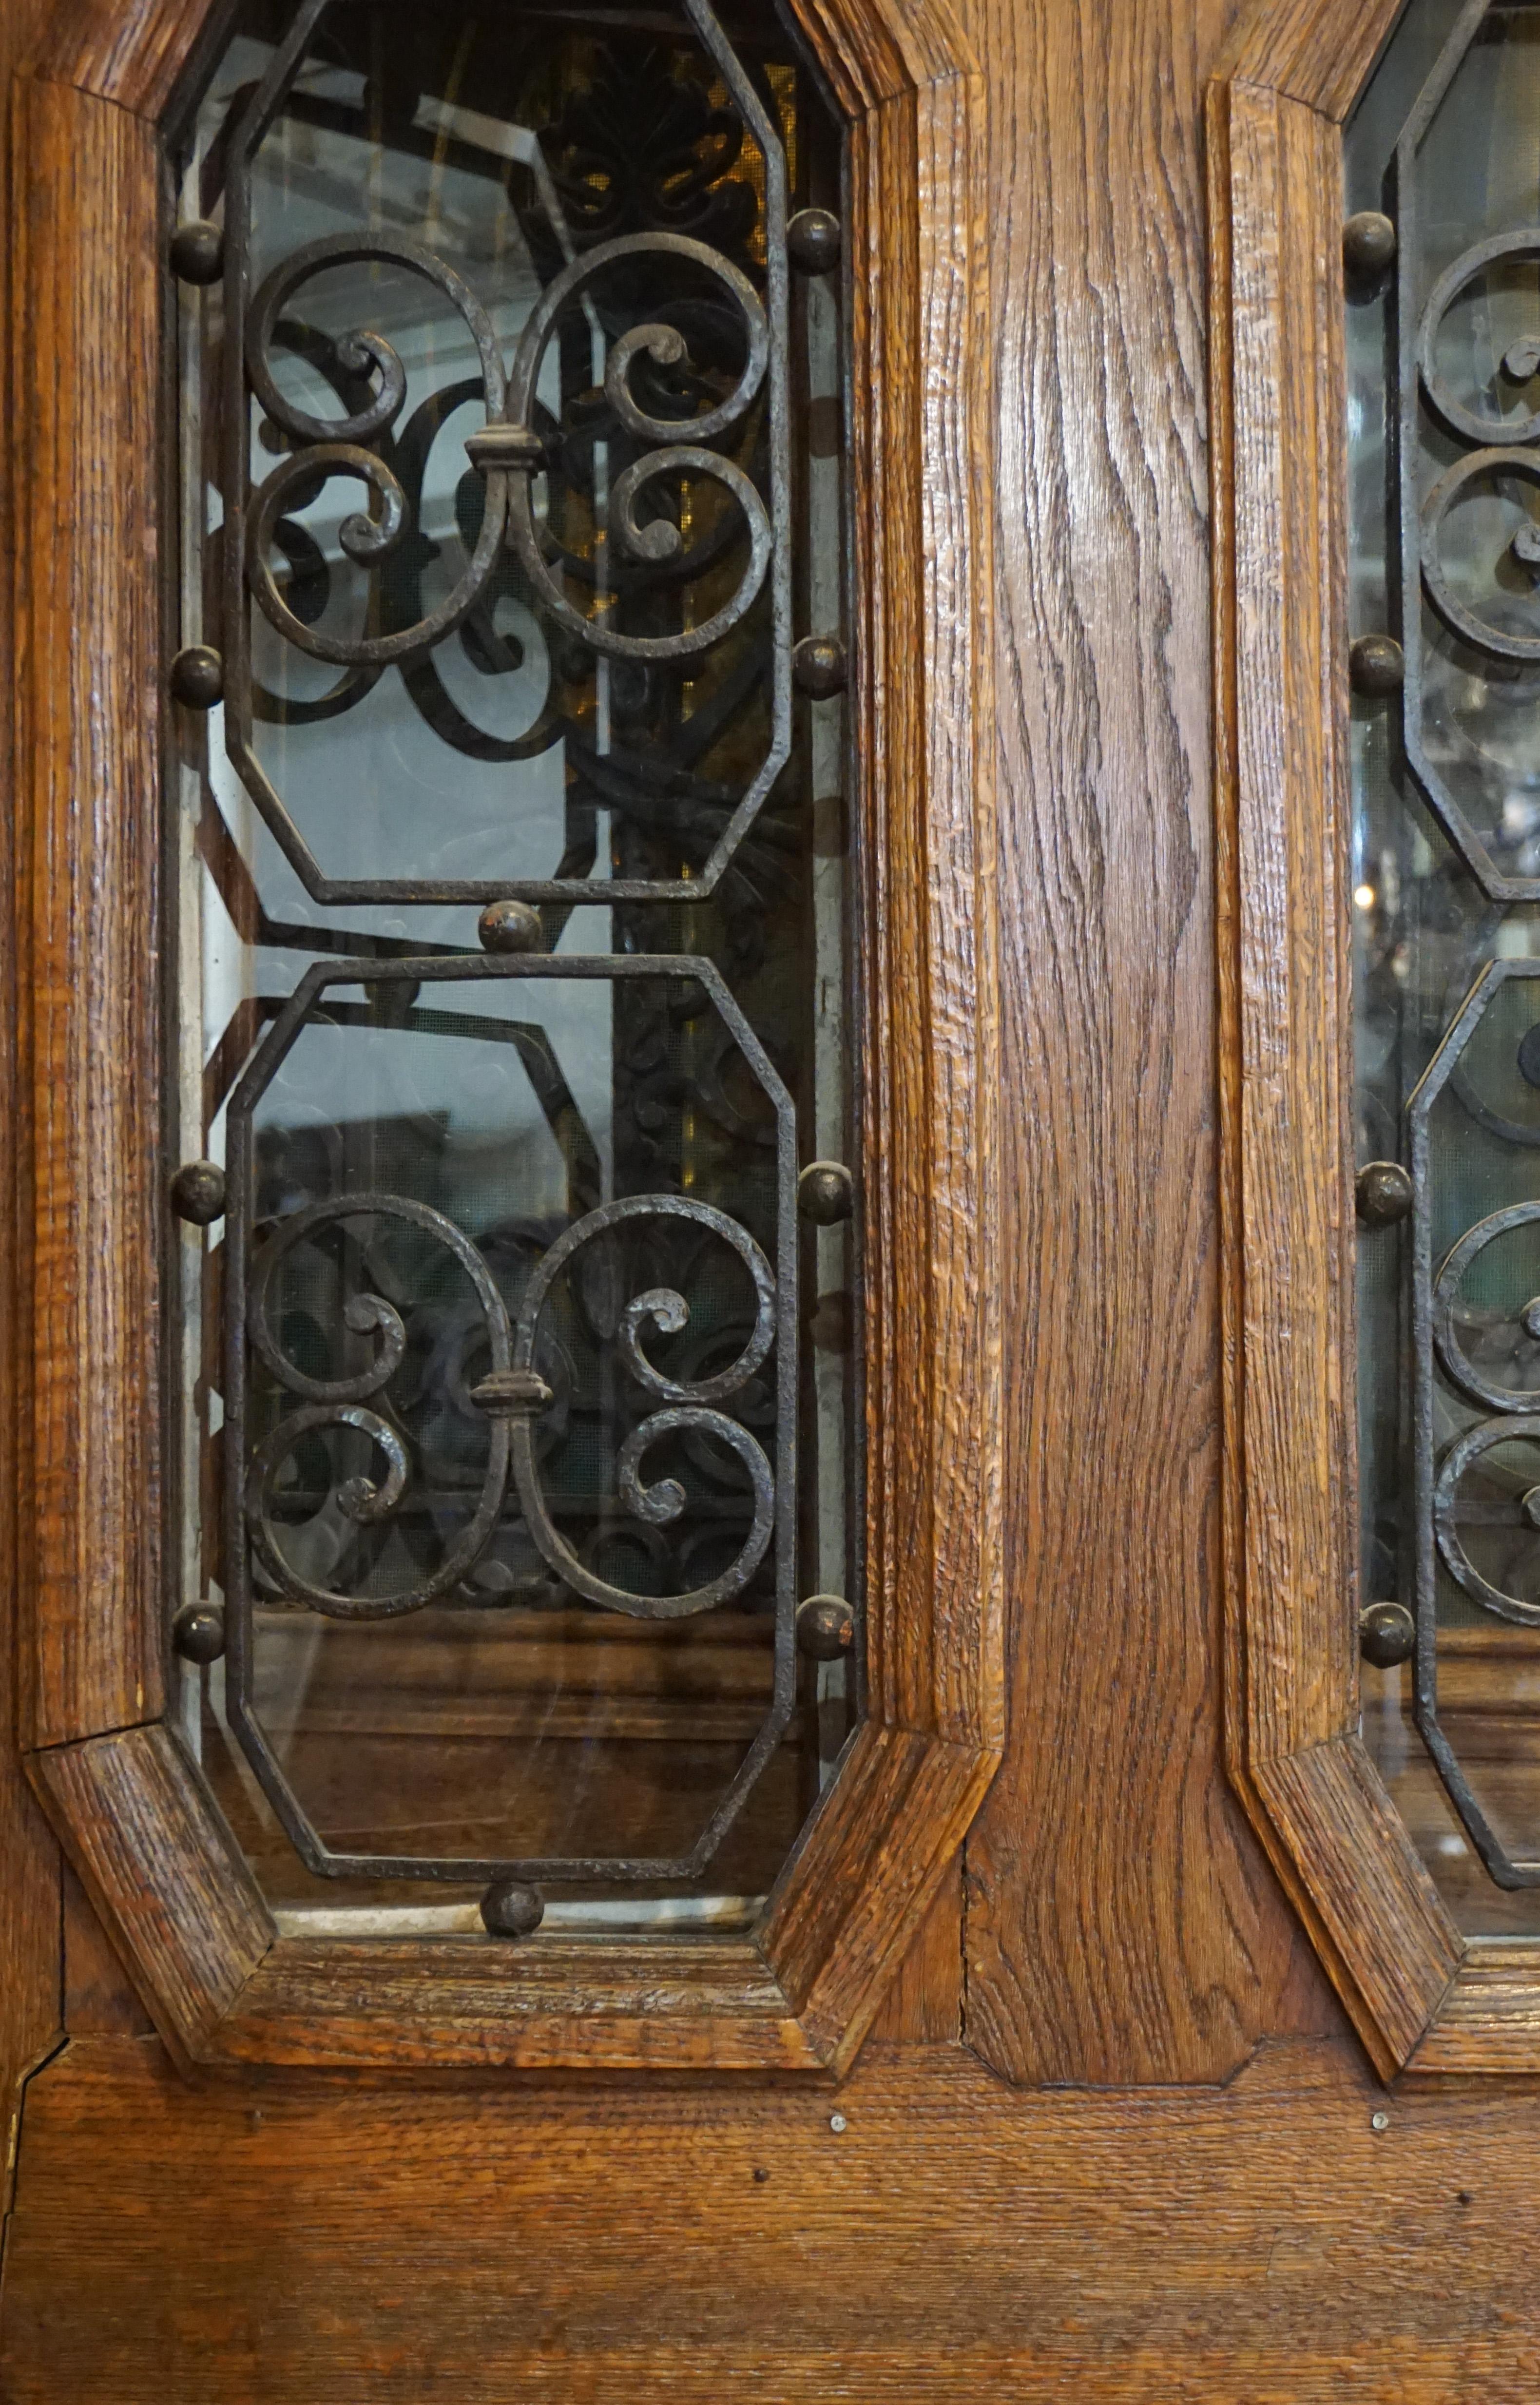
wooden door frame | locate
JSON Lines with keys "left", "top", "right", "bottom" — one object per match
{"left": 1211, "top": 0, "right": 1540, "bottom": 2075}
{"left": 9, "top": 0, "right": 1002, "bottom": 2078}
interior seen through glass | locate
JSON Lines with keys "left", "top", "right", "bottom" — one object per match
{"left": 168, "top": 0, "right": 856, "bottom": 1925}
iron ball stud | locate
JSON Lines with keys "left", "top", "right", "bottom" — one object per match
{"left": 1343, "top": 211, "right": 1396, "bottom": 284}
{"left": 1359, "top": 1601, "right": 1414, "bottom": 1669}
{"left": 787, "top": 207, "right": 841, "bottom": 274}
{"left": 172, "top": 1602, "right": 226, "bottom": 1665}
{"left": 171, "top": 1159, "right": 227, "bottom": 1226}
{"left": 481, "top": 1879, "right": 545, "bottom": 1939}
{"left": 479, "top": 898, "right": 543, "bottom": 955}
{"left": 792, "top": 635, "right": 847, "bottom": 699}
{"left": 170, "top": 645, "right": 225, "bottom": 710}
{"left": 1349, "top": 633, "right": 1404, "bottom": 698}
{"left": 1355, "top": 1161, "right": 1413, "bottom": 1227}
{"left": 797, "top": 1595, "right": 856, "bottom": 1661}
{"left": 170, "top": 219, "right": 225, "bottom": 285}
{"left": 798, "top": 1161, "right": 854, "bottom": 1225}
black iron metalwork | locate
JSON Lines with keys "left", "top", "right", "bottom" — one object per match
{"left": 221, "top": 954, "right": 801, "bottom": 1884}
{"left": 171, "top": 0, "right": 856, "bottom": 1901}
{"left": 206, "top": 0, "right": 795, "bottom": 907}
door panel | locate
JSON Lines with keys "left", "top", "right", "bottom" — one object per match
{"left": 7, "top": 0, "right": 1540, "bottom": 2395}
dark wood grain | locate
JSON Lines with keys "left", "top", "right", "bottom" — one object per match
{"left": 961, "top": 0, "right": 1320, "bottom": 2087}
{"left": 12, "top": 74, "right": 164, "bottom": 1750}
{"left": 29, "top": 1728, "right": 273, "bottom": 2068}
{"left": 13, "top": 2033, "right": 1540, "bottom": 2400}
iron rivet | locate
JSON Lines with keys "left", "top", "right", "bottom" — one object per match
{"left": 1370, "top": 2111, "right": 1391, "bottom": 2133}
{"left": 170, "top": 645, "right": 225, "bottom": 710}
{"left": 829, "top": 2112, "right": 847, "bottom": 2134}
{"left": 172, "top": 1601, "right": 226, "bottom": 1664}
{"left": 481, "top": 1878, "right": 544, "bottom": 1939}
{"left": 170, "top": 219, "right": 224, "bottom": 285}
{"left": 793, "top": 635, "right": 847, "bottom": 699}
{"left": 1360, "top": 1601, "right": 1415, "bottom": 1669}
{"left": 1343, "top": 211, "right": 1395, "bottom": 283}
{"left": 1349, "top": 633, "right": 1404, "bottom": 698}
{"left": 798, "top": 1160, "right": 853, "bottom": 1225}
{"left": 753, "top": 2166, "right": 770, "bottom": 2184}
{"left": 171, "top": 1159, "right": 226, "bottom": 1225}
{"left": 1355, "top": 1160, "right": 1412, "bottom": 1227}
{"left": 478, "top": 898, "right": 543, "bottom": 955}
{"left": 798, "top": 1594, "right": 855, "bottom": 1661}
{"left": 788, "top": 207, "right": 841, "bottom": 274}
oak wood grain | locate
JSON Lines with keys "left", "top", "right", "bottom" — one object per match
{"left": 0, "top": 0, "right": 70, "bottom": 2211}
{"left": 1210, "top": 56, "right": 1480, "bottom": 2072}
{"left": 27, "top": 0, "right": 225, "bottom": 125}
{"left": 10, "top": 2033, "right": 1540, "bottom": 2401}
{"left": 961, "top": 0, "right": 1321, "bottom": 2087}
{"left": 12, "top": 75, "right": 164, "bottom": 1750}
{"left": 211, "top": 1936, "right": 819, "bottom": 2075}
{"left": 28, "top": 1727, "right": 273, "bottom": 2068}
{"left": 1217, "top": 0, "right": 1406, "bottom": 120}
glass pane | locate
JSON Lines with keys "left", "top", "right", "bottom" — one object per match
{"left": 1349, "top": 0, "right": 1540, "bottom": 1928}
{"left": 167, "top": 0, "right": 857, "bottom": 1928}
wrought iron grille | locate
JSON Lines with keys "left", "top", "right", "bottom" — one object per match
{"left": 166, "top": 0, "right": 856, "bottom": 1922}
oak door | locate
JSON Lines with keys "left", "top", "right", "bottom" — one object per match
{"left": 5, "top": 0, "right": 1540, "bottom": 2395}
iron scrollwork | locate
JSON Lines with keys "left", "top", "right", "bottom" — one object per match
{"left": 215, "top": 0, "right": 793, "bottom": 906}
{"left": 222, "top": 956, "right": 800, "bottom": 1885}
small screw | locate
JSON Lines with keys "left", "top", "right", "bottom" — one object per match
{"left": 752, "top": 2166, "right": 770, "bottom": 2184}
{"left": 829, "top": 2112, "right": 847, "bottom": 2134}
{"left": 478, "top": 898, "right": 543, "bottom": 955}
{"left": 1371, "top": 2110, "right": 1390, "bottom": 2132}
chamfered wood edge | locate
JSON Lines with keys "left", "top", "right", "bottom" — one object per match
{"left": 26, "top": 1725, "right": 274, "bottom": 2074}
{"left": 1214, "top": 0, "right": 1407, "bottom": 121}
{"left": 13, "top": 12, "right": 1000, "bottom": 2075}
{"left": 22, "top": 0, "right": 230, "bottom": 127}
{"left": 1209, "top": 67, "right": 1481, "bottom": 2078}
{"left": 12, "top": 69, "right": 165, "bottom": 1753}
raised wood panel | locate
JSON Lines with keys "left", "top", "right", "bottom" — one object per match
{"left": 28, "top": 1727, "right": 273, "bottom": 2068}
{"left": 12, "top": 74, "right": 164, "bottom": 1750}
{"left": 12, "top": 2034, "right": 1540, "bottom": 2400}
{"left": 962, "top": 0, "right": 1317, "bottom": 2088}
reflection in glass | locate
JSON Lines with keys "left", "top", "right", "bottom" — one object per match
{"left": 167, "top": 0, "right": 856, "bottom": 1925}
